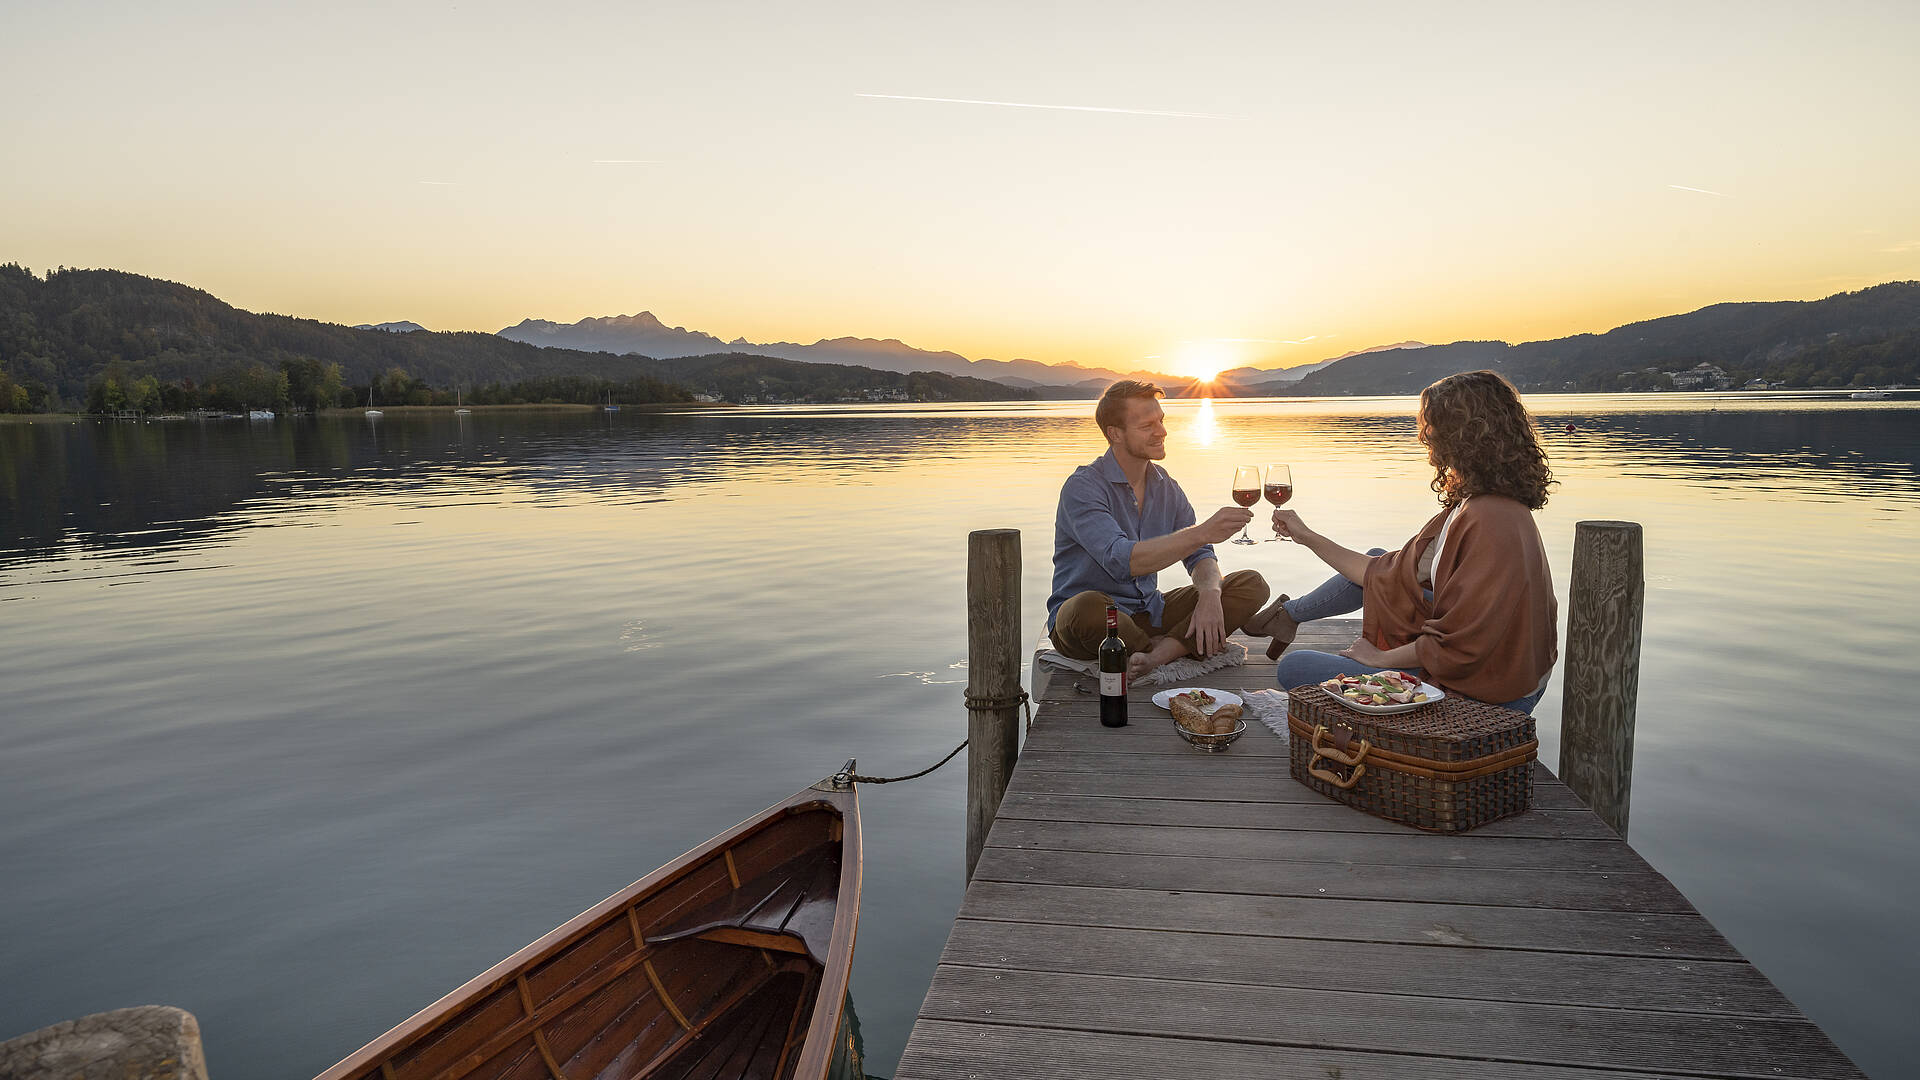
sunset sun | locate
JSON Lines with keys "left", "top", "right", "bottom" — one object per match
{"left": 1175, "top": 342, "right": 1236, "bottom": 384}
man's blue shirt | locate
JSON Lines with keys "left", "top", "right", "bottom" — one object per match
{"left": 1047, "top": 448, "right": 1214, "bottom": 630}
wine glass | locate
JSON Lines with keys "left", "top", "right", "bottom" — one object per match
{"left": 1263, "top": 464, "right": 1293, "bottom": 541}
{"left": 1230, "top": 465, "right": 1261, "bottom": 545}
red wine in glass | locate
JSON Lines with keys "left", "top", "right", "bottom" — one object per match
{"left": 1230, "top": 465, "right": 1260, "bottom": 544}
{"left": 1263, "top": 464, "right": 1292, "bottom": 541}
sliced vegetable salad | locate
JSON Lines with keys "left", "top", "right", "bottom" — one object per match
{"left": 1320, "top": 671, "right": 1433, "bottom": 706}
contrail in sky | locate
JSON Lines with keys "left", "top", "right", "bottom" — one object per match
{"left": 1668, "top": 184, "right": 1731, "bottom": 197}
{"left": 856, "top": 92, "right": 1240, "bottom": 120}
{"left": 1184, "top": 336, "right": 1325, "bottom": 345}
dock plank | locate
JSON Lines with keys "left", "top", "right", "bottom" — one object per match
{"left": 911, "top": 966, "right": 1859, "bottom": 1079}
{"left": 955, "top": 881, "right": 1744, "bottom": 959}
{"left": 895, "top": 632, "right": 1864, "bottom": 1078}
{"left": 1006, "top": 764, "right": 1591, "bottom": 810}
{"left": 993, "top": 791, "right": 1619, "bottom": 839}
{"left": 983, "top": 816, "right": 1649, "bottom": 872}
{"left": 936, "top": 918, "right": 1799, "bottom": 1017}
{"left": 895, "top": 1020, "right": 1681, "bottom": 1080}
{"left": 972, "top": 846, "right": 1698, "bottom": 913}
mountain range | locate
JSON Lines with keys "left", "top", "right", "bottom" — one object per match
{"left": 1279, "top": 287, "right": 1920, "bottom": 395}
{"left": 488, "top": 287, "right": 1920, "bottom": 395}
{"left": 3, "top": 261, "right": 1916, "bottom": 414}
{"left": 497, "top": 311, "right": 1198, "bottom": 391}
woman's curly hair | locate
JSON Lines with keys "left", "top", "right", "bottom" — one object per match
{"left": 1417, "top": 370, "right": 1555, "bottom": 510}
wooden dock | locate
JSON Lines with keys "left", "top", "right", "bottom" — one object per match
{"left": 895, "top": 621, "right": 1864, "bottom": 1079}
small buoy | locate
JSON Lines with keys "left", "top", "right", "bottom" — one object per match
{"left": 1564, "top": 422, "right": 1577, "bottom": 433}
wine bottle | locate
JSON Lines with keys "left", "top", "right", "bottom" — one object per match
{"left": 1099, "top": 605, "right": 1128, "bottom": 728}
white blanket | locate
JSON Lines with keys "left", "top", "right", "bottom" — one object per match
{"left": 1035, "top": 639, "right": 1291, "bottom": 741}
{"left": 1036, "top": 639, "right": 1247, "bottom": 685}
{"left": 1238, "top": 688, "right": 1291, "bottom": 738}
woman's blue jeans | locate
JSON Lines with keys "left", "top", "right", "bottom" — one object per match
{"left": 1274, "top": 549, "right": 1548, "bottom": 715}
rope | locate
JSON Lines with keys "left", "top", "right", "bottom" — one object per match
{"left": 839, "top": 688, "right": 1031, "bottom": 786}
{"left": 844, "top": 739, "right": 968, "bottom": 785}
{"left": 965, "top": 688, "right": 1032, "bottom": 734}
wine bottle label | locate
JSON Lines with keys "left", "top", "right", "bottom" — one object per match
{"left": 1101, "top": 671, "right": 1124, "bottom": 697}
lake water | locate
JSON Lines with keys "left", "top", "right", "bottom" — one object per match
{"left": 2, "top": 395, "right": 1916, "bottom": 1079}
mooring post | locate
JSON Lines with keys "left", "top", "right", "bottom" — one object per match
{"left": 1559, "top": 519, "right": 1645, "bottom": 837}
{"left": 965, "top": 528, "right": 1022, "bottom": 883}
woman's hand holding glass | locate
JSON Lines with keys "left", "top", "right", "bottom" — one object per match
{"left": 1261, "top": 464, "right": 1292, "bottom": 541}
{"left": 1271, "top": 508, "right": 1315, "bottom": 546}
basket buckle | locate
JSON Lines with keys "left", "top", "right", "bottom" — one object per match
{"left": 1308, "top": 724, "right": 1371, "bottom": 790}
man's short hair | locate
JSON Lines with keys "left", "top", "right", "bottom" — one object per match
{"left": 1095, "top": 380, "right": 1163, "bottom": 435}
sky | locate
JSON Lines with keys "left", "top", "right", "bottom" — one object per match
{"left": 5, "top": 0, "right": 1918, "bottom": 378}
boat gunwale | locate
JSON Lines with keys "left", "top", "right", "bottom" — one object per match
{"left": 313, "top": 781, "right": 860, "bottom": 1080}
{"left": 785, "top": 783, "right": 861, "bottom": 1080}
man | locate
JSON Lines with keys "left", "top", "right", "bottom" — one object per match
{"left": 1048, "top": 381, "right": 1270, "bottom": 681}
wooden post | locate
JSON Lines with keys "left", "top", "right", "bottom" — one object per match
{"left": 1558, "top": 520, "right": 1645, "bottom": 837}
{"left": 965, "top": 529, "right": 1022, "bottom": 883}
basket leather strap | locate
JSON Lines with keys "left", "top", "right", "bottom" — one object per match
{"left": 1307, "top": 724, "right": 1372, "bottom": 789}
{"left": 1309, "top": 724, "right": 1370, "bottom": 767}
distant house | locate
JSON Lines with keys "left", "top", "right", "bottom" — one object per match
{"left": 1666, "top": 363, "right": 1732, "bottom": 391}
{"left": 691, "top": 392, "right": 721, "bottom": 402}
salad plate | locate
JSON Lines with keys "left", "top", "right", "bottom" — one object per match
{"left": 1318, "top": 671, "right": 1445, "bottom": 714}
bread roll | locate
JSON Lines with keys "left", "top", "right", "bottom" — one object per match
{"left": 1208, "top": 703, "right": 1243, "bottom": 735}
{"left": 1171, "top": 696, "right": 1207, "bottom": 732}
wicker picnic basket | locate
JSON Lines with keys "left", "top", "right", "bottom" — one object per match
{"left": 1286, "top": 684, "right": 1538, "bottom": 833}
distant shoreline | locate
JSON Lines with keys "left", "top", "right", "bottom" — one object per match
{"left": 0, "top": 403, "right": 728, "bottom": 424}
{"left": 2, "top": 388, "right": 1907, "bottom": 426}
{"left": 318, "top": 402, "right": 724, "bottom": 416}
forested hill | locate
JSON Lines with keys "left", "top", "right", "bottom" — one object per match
{"left": 638, "top": 353, "right": 1030, "bottom": 403}
{"left": 0, "top": 265, "right": 686, "bottom": 409}
{"left": 1270, "top": 282, "right": 1920, "bottom": 396}
{"left": 0, "top": 266, "right": 1031, "bottom": 411}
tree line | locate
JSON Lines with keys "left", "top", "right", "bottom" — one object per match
{"left": 73, "top": 358, "right": 690, "bottom": 414}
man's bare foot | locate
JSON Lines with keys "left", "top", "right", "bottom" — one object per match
{"left": 1127, "top": 636, "right": 1191, "bottom": 682}
{"left": 1127, "top": 652, "right": 1153, "bottom": 682}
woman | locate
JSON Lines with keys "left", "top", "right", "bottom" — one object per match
{"left": 1245, "top": 370, "right": 1558, "bottom": 713}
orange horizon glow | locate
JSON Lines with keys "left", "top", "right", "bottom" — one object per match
{"left": 2, "top": 5, "right": 1916, "bottom": 373}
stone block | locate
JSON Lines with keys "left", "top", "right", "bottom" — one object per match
{"left": 0, "top": 1005, "right": 208, "bottom": 1080}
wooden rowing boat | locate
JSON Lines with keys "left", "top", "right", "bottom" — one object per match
{"left": 315, "top": 765, "right": 864, "bottom": 1080}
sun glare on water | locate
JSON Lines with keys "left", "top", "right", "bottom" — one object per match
{"left": 1189, "top": 396, "right": 1218, "bottom": 446}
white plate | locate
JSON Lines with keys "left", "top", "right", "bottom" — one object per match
{"left": 1318, "top": 679, "right": 1446, "bottom": 715}
{"left": 1151, "top": 687, "right": 1244, "bottom": 714}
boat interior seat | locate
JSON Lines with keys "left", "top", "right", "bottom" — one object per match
{"left": 645, "top": 845, "right": 841, "bottom": 966}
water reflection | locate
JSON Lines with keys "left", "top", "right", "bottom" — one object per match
{"left": 1, "top": 397, "right": 1917, "bottom": 1079}
{"left": 1187, "top": 396, "right": 1218, "bottom": 447}
{"left": 8, "top": 398, "right": 1915, "bottom": 576}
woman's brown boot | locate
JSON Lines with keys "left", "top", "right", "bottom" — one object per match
{"left": 1245, "top": 594, "right": 1299, "bottom": 660}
